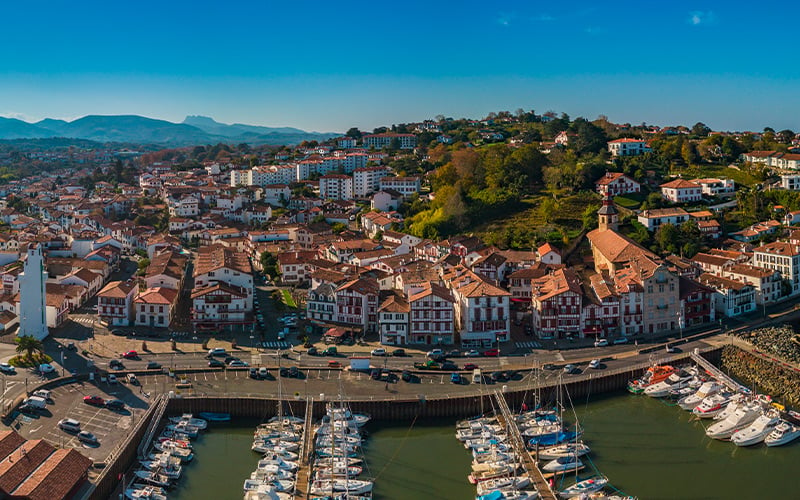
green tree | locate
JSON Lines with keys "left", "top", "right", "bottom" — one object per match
{"left": 538, "top": 197, "right": 559, "bottom": 223}
{"left": 655, "top": 223, "right": 680, "bottom": 254}
{"left": 691, "top": 122, "right": 711, "bottom": 137}
{"left": 15, "top": 335, "right": 43, "bottom": 362}
{"left": 345, "top": 127, "right": 362, "bottom": 139}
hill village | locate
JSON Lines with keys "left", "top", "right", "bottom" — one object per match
{"left": 5, "top": 114, "right": 800, "bottom": 352}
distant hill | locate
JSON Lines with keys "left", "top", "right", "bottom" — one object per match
{"left": 0, "top": 114, "right": 339, "bottom": 146}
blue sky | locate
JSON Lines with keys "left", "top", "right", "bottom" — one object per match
{"left": 1, "top": 1, "right": 798, "bottom": 132}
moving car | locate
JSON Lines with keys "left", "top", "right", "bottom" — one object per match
{"left": 588, "top": 359, "right": 601, "bottom": 369}
{"left": 83, "top": 395, "right": 105, "bottom": 406}
{"left": 38, "top": 363, "right": 55, "bottom": 374}
{"left": 109, "top": 359, "right": 124, "bottom": 370}
{"left": 0, "top": 363, "right": 15, "bottom": 374}
{"left": 208, "top": 359, "right": 225, "bottom": 368}
{"left": 122, "top": 350, "right": 138, "bottom": 359}
{"left": 613, "top": 337, "right": 630, "bottom": 345}
{"left": 391, "top": 348, "right": 406, "bottom": 357}
{"left": 207, "top": 347, "right": 226, "bottom": 357}
{"left": 107, "top": 374, "right": 118, "bottom": 384}
{"left": 427, "top": 349, "right": 444, "bottom": 358}
{"left": 465, "top": 350, "right": 481, "bottom": 357}
{"left": 483, "top": 348, "right": 499, "bottom": 357}
{"left": 594, "top": 339, "right": 609, "bottom": 347}
{"left": 228, "top": 359, "right": 249, "bottom": 367}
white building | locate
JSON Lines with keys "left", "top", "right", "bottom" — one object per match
{"left": 319, "top": 174, "right": 354, "bottom": 200}
{"left": 97, "top": 280, "right": 138, "bottom": 327}
{"left": 378, "top": 292, "right": 410, "bottom": 345}
{"left": 607, "top": 138, "right": 651, "bottom": 157}
{"left": 595, "top": 172, "right": 641, "bottom": 197}
{"left": 699, "top": 273, "right": 756, "bottom": 317}
{"left": 637, "top": 208, "right": 690, "bottom": 231}
{"left": 660, "top": 179, "right": 702, "bottom": 203}
{"left": 18, "top": 245, "right": 48, "bottom": 340}
{"left": 753, "top": 241, "right": 800, "bottom": 295}
{"left": 453, "top": 279, "right": 511, "bottom": 348}
{"left": 781, "top": 174, "right": 800, "bottom": 190}
{"left": 134, "top": 287, "right": 179, "bottom": 328}
{"left": 692, "top": 178, "right": 734, "bottom": 196}
{"left": 379, "top": 177, "right": 421, "bottom": 197}
{"left": 363, "top": 133, "right": 416, "bottom": 150}
{"left": 353, "top": 166, "right": 389, "bottom": 197}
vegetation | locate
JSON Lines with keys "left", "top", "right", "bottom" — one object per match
{"left": 11, "top": 335, "right": 50, "bottom": 367}
{"left": 281, "top": 290, "right": 297, "bottom": 309}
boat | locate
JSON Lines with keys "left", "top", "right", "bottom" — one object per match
{"left": 692, "top": 393, "right": 733, "bottom": 419}
{"left": 269, "top": 415, "right": 304, "bottom": 425}
{"left": 133, "top": 470, "right": 172, "bottom": 488}
{"left": 257, "top": 456, "right": 298, "bottom": 472}
{"left": 459, "top": 416, "right": 499, "bottom": 429}
{"left": 251, "top": 465, "right": 296, "bottom": 481}
{"left": 478, "top": 489, "right": 539, "bottom": 500}
{"left": 316, "top": 434, "right": 362, "bottom": 447}
{"left": 678, "top": 381, "right": 722, "bottom": 410}
{"left": 252, "top": 439, "right": 300, "bottom": 454}
{"left": 198, "top": 412, "right": 231, "bottom": 421}
{"left": 315, "top": 456, "right": 363, "bottom": 467}
{"left": 521, "top": 423, "right": 562, "bottom": 438}
{"left": 158, "top": 430, "right": 192, "bottom": 442}
{"left": 706, "top": 399, "right": 763, "bottom": 439}
{"left": 475, "top": 476, "right": 532, "bottom": 496}
{"left": 712, "top": 394, "right": 747, "bottom": 421}
{"left": 469, "top": 462, "right": 519, "bottom": 484}
{"left": 313, "top": 464, "right": 363, "bottom": 478}
{"left": 131, "top": 484, "right": 167, "bottom": 496}
{"left": 731, "top": 409, "right": 781, "bottom": 446}
{"left": 146, "top": 452, "right": 184, "bottom": 466}
{"left": 458, "top": 425, "right": 505, "bottom": 441}
{"left": 124, "top": 486, "right": 168, "bottom": 500}
{"left": 765, "top": 420, "right": 800, "bottom": 446}
{"left": 644, "top": 369, "right": 697, "bottom": 398}
{"left": 169, "top": 413, "right": 208, "bottom": 429}
{"left": 627, "top": 365, "right": 675, "bottom": 394}
{"left": 321, "top": 405, "right": 370, "bottom": 427}
{"left": 166, "top": 422, "right": 200, "bottom": 438}
{"left": 309, "top": 479, "right": 373, "bottom": 495}
{"left": 153, "top": 441, "right": 194, "bottom": 461}
{"left": 139, "top": 461, "right": 182, "bottom": 479}
{"left": 537, "top": 442, "right": 591, "bottom": 460}
{"left": 244, "top": 483, "right": 293, "bottom": 500}
{"left": 558, "top": 476, "right": 609, "bottom": 498}
{"left": 542, "top": 455, "right": 583, "bottom": 473}
{"left": 527, "top": 430, "right": 581, "bottom": 448}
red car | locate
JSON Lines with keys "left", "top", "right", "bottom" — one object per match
{"left": 463, "top": 363, "right": 478, "bottom": 370}
{"left": 83, "top": 395, "right": 105, "bottom": 406}
{"left": 483, "top": 349, "right": 499, "bottom": 357}
{"left": 121, "top": 350, "right": 138, "bottom": 359}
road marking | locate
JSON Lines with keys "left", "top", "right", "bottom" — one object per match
{"left": 29, "top": 425, "right": 42, "bottom": 433}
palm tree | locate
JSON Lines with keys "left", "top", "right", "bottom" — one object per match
{"left": 15, "top": 335, "right": 44, "bottom": 363}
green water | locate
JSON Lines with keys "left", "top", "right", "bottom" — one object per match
{"left": 165, "top": 394, "right": 800, "bottom": 500}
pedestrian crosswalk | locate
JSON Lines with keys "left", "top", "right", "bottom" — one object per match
{"left": 72, "top": 316, "right": 94, "bottom": 324}
{"left": 515, "top": 341, "right": 542, "bottom": 349}
{"left": 260, "top": 341, "right": 291, "bottom": 349}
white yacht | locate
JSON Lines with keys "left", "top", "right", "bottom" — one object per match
{"left": 731, "top": 409, "right": 781, "bottom": 446}
{"left": 678, "top": 381, "right": 722, "bottom": 410}
{"left": 309, "top": 479, "right": 373, "bottom": 495}
{"left": 125, "top": 486, "right": 167, "bottom": 500}
{"left": 692, "top": 393, "right": 733, "bottom": 419}
{"left": 558, "top": 476, "right": 609, "bottom": 498}
{"left": 706, "top": 400, "right": 763, "bottom": 439}
{"left": 765, "top": 420, "right": 800, "bottom": 447}
{"left": 537, "top": 442, "right": 591, "bottom": 460}
{"left": 542, "top": 455, "right": 583, "bottom": 473}
{"left": 475, "top": 476, "right": 532, "bottom": 496}
{"left": 644, "top": 370, "right": 696, "bottom": 398}
{"left": 168, "top": 413, "right": 208, "bottom": 430}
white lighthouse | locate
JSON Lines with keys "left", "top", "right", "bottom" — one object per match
{"left": 18, "top": 244, "right": 49, "bottom": 340}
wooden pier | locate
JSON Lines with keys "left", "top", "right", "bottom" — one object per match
{"left": 293, "top": 398, "right": 315, "bottom": 499}
{"left": 493, "top": 391, "right": 557, "bottom": 500}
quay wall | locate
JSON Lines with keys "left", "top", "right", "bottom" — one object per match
{"left": 720, "top": 345, "right": 800, "bottom": 406}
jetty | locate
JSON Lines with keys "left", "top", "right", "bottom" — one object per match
{"left": 493, "top": 391, "right": 557, "bottom": 500}
{"left": 691, "top": 349, "right": 748, "bottom": 393}
{"left": 293, "top": 397, "right": 315, "bottom": 499}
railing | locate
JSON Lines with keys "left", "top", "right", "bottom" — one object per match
{"left": 137, "top": 394, "right": 168, "bottom": 459}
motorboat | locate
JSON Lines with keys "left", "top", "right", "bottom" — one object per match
{"left": 244, "top": 483, "right": 293, "bottom": 500}
{"left": 692, "top": 393, "right": 733, "bottom": 419}
{"left": 309, "top": 479, "right": 373, "bottom": 495}
{"left": 168, "top": 413, "right": 208, "bottom": 430}
{"left": 124, "top": 486, "right": 167, "bottom": 500}
{"left": 146, "top": 452, "right": 183, "bottom": 467}
{"left": 475, "top": 476, "right": 531, "bottom": 496}
{"left": 542, "top": 455, "right": 583, "bottom": 473}
{"left": 313, "top": 464, "right": 363, "bottom": 478}
{"left": 322, "top": 406, "right": 371, "bottom": 427}
{"left": 459, "top": 416, "right": 499, "bottom": 429}
{"left": 537, "top": 442, "right": 591, "bottom": 460}
{"left": 712, "top": 394, "right": 747, "bottom": 421}
{"left": 706, "top": 399, "right": 763, "bottom": 439}
{"left": 521, "top": 423, "right": 562, "bottom": 438}
{"left": 644, "top": 369, "right": 696, "bottom": 398}
{"left": 731, "top": 410, "right": 781, "bottom": 446}
{"left": 469, "top": 462, "right": 519, "bottom": 484}
{"left": 158, "top": 430, "right": 191, "bottom": 442}
{"left": 678, "top": 381, "right": 723, "bottom": 410}
{"left": 197, "top": 412, "right": 231, "bottom": 421}
{"left": 152, "top": 441, "right": 194, "bottom": 461}
{"left": 139, "top": 461, "right": 182, "bottom": 479}
{"left": 477, "top": 488, "right": 539, "bottom": 500}
{"left": 465, "top": 435, "right": 509, "bottom": 450}
{"left": 131, "top": 484, "right": 166, "bottom": 496}
{"left": 255, "top": 430, "right": 300, "bottom": 442}
{"left": 457, "top": 425, "right": 505, "bottom": 441}
{"left": 133, "top": 470, "right": 171, "bottom": 488}
{"left": 315, "top": 456, "right": 363, "bottom": 467}
{"left": 627, "top": 365, "right": 675, "bottom": 394}
{"left": 765, "top": 420, "right": 800, "bottom": 446}
{"left": 268, "top": 479, "right": 295, "bottom": 493}
{"left": 471, "top": 442, "right": 513, "bottom": 456}
{"left": 258, "top": 456, "right": 298, "bottom": 472}
{"left": 558, "top": 476, "right": 609, "bottom": 498}
{"left": 166, "top": 422, "right": 200, "bottom": 438}
{"left": 316, "top": 434, "right": 362, "bottom": 447}
{"left": 251, "top": 465, "right": 296, "bottom": 481}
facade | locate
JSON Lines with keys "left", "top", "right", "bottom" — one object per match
{"left": 18, "top": 245, "right": 49, "bottom": 340}
{"left": 319, "top": 174, "right": 354, "bottom": 201}
{"left": 693, "top": 178, "right": 734, "bottom": 196}
{"left": 353, "top": 166, "right": 389, "bottom": 197}
{"left": 378, "top": 291, "right": 410, "bottom": 345}
{"left": 637, "top": 208, "right": 690, "bottom": 231}
{"left": 362, "top": 133, "right": 417, "bottom": 150}
{"left": 97, "top": 280, "right": 138, "bottom": 327}
{"left": 723, "top": 264, "right": 781, "bottom": 306}
{"left": 134, "top": 287, "right": 179, "bottom": 327}
{"left": 335, "top": 279, "right": 379, "bottom": 333}
{"left": 191, "top": 283, "right": 250, "bottom": 330}
{"left": 379, "top": 177, "right": 421, "bottom": 197}
{"left": 699, "top": 273, "right": 757, "bottom": 317}
{"left": 607, "top": 138, "right": 651, "bottom": 157}
{"left": 454, "top": 280, "right": 511, "bottom": 348}
{"left": 307, "top": 283, "right": 336, "bottom": 323}
{"left": 660, "top": 179, "right": 702, "bottom": 203}
{"left": 753, "top": 241, "right": 800, "bottom": 295}
{"left": 408, "top": 283, "right": 455, "bottom": 345}
{"left": 781, "top": 174, "right": 800, "bottom": 191}
{"left": 595, "top": 172, "right": 641, "bottom": 197}
{"left": 532, "top": 268, "right": 583, "bottom": 339}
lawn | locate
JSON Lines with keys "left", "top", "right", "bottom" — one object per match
{"left": 281, "top": 289, "right": 297, "bottom": 309}
{"left": 672, "top": 164, "right": 759, "bottom": 187}
{"left": 614, "top": 192, "right": 646, "bottom": 209}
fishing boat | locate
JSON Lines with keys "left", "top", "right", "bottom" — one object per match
{"left": 124, "top": 486, "right": 168, "bottom": 500}
{"left": 537, "top": 442, "right": 591, "bottom": 460}
{"left": 731, "top": 409, "right": 781, "bottom": 446}
{"left": 706, "top": 399, "right": 763, "bottom": 439}
{"left": 558, "top": 476, "right": 609, "bottom": 498}
{"left": 627, "top": 365, "right": 675, "bottom": 394}
{"left": 169, "top": 413, "right": 208, "bottom": 430}
{"left": 131, "top": 484, "right": 167, "bottom": 496}
{"left": 765, "top": 420, "right": 800, "bottom": 446}
{"left": 644, "top": 369, "right": 697, "bottom": 398}
{"left": 133, "top": 470, "right": 171, "bottom": 488}
{"left": 678, "top": 381, "right": 722, "bottom": 410}
{"left": 198, "top": 411, "right": 231, "bottom": 421}
{"left": 542, "top": 455, "right": 583, "bottom": 473}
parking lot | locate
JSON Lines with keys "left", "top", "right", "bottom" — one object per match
{"left": 9, "top": 378, "right": 150, "bottom": 462}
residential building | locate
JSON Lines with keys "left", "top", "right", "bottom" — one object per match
{"left": 353, "top": 166, "right": 390, "bottom": 197}
{"left": 319, "top": 174, "right": 354, "bottom": 200}
{"left": 536, "top": 243, "right": 562, "bottom": 265}
{"left": 532, "top": 268, "right": 583, "bottom": 339}
{"left": 335, "top": 278, "right": 379, "bottom": 334}
{"left": 193, "top": 244, "right": 253, "bottom": 309}
{"left": 408, "top": 282, "right": 455, "bottom": 345}
{"left": 660, "top": 179, "right": 702, "bottom": 203}
{"left": 781, "top": 174, "right": 800, "bottom": 191}
{"left": 724, "top": 264, "right": 781, "bottom": 306}
{"left": 454, "top": 278, "right": 511, "bottom": 348}
{"left": 607, "top": 138, "right": 651, "bottom": 157}
{"left": 307, "top": 283, "right": 336, "bottom": 323}
{"left": 637, "top": 208, "right": 690, "bottom": 231}
{"left": 191, "top": 283, "right": 250, "bottom": 331}
{"left": 134, "top": 287, "right": 179, "bottom": 327}
{"left": 679, "top": 276, "right": 715, "bottom": 327}
{"left": 699, "top": 273, "right": 756, "bottom": 317}
{"left": 97, "top": 280, "right": 138, "bottom": 326}
{"left": 692, "top": 178, "right": 735, "bottom": 196}
{"left": 379, "top": 177, "right": 421, "bottom": 197}
{"left": 362, "top": 133, "right": 416, "bottom": 150}
{"left": 378, "top": 291, "right": 410, "bottom": 345}
{"left": 753, "top": 241, "right": 800, "bottom": 294}
{"left": 595, "top": 172, "right": 641, "bottom": 197}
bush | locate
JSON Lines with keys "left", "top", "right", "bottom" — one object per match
{"left": 9, "top": 353, "right": 53, "bottom": 367}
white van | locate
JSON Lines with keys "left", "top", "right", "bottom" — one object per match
{"left": 24, "top": 396, "right": 47, "bottom": 410}
{"left": 472, "top": 368, "right": 483, "bottom": 384}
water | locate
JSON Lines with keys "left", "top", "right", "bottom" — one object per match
{"left": 165, "top": 395, "right": 800, "bottom": 500}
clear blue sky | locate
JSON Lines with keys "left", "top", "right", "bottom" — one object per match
{"left": 1, "top": 1, "right": 797, "bottom": 132}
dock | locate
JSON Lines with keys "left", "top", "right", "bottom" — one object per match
{"left": 493, "top": 391, "right": 557, "bottom": 500}
{"left": 691, "top": 350, "right": 748, "bottom": 393}
{"left": 293, "top": 397, "right": 315, "bottom": 499}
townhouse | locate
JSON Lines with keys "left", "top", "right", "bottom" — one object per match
{"left": 407, "top": 282, "right": 455, "bottom": 345}
{"left": 378, "top": 290, "right": 410, "bottom": 345}
{"left": 532, "top": 268, "right": 583, "bottom": 339}
{"left": 96, "top": 280, "right": 138, "bottom": 326}
{"left": 752, "top": 241, "right": 800, "bottom": 295}
{"left": 134, "top": 287, "right": 179, "bottom": 328}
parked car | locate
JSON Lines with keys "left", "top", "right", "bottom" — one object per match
{"left": 370, "top": 369, "right": 381, "bottom": 380}
{"left": 450, "top": 372, "right": 462, "bottom": 384}
{"left": 33, "top": 389, "right": 51, "bottom": 400}
{"left": 127, "top": 373, "right": 139, "bottom": 385}
{"left": 322, "top": 347, "right": 338, "bottom": 356}
{"left": 391, "top": 348, "right": 406, "bottom": 357}
{"left": 463, "top": 363, "right": 478, "bottom": 371}
{"left": 447, "top": 349, "right": 461, "bottom": 358}
{"left": 208, "top": 359, "right": 225, "bottom": 368}
{"left": 122, "top": 350, "right": 138, "bottom": 359}
{"left": 83, "top": 395, "right": 105, "bottom": 406}
{"left": 563, "top": 364, "right": 580, "bottom": 374}
{"left": 0, "top": 363, "right": 15, "bottom": 374}
{"left": 77, "top": 431, "right": 98, "bottom": 444}
{"left": 38, "top": 363, "right": 55, "bottom": 374}
{"left": 401, "top": 370, "right": 413, "bottom": 382}
{"left": 542, "top": 363, "right": 557, "bottom": 371}
{"left": 111, "top": 329, "right": 125, "bottom": 336}
{"left": 441, "top": 361, "right": 458, "bottom": 371}
{"left": 589, "top": 359, "right": 602, "bottom": 369}
{"left": 249, "top": 367, "right": 260, "bottom": 379}
{"left": 288, "top": 366, "right": 301, "bottom": 378}
{"left": 483, "top": 348, "right": 499, "bottom": 357}
{"left": 58, "top": 418, "right": 81, "bottom": 433}
{"left": 613, "top": 337, "right": 629, "bottom": 345}
{"left": 258, "top": 367, "right": 272, "bottom": 379}
{"left": 207, "top": 347, "right": 226, "bottom": 357}
{"left": 66, "top": 342, "right": 77, "bottom": 351}
{"left": 228, "top": 359, "right": 249, "bottom": 367}
{"left": 328, "top": 360, "right": 341, "bottom": 368}
{"left": 426, "top": 349, "right": 444, "bottom": 358}
{"left": 465, "top": 350, "right": 481, "bottom": 357}
{"left": 666, "top": 345, "right": 680, "bottom": 353}
{"left": 105, "top": 399, "right": 125, "bottom": 410}
{"left": 594, "top": 339, "right": 609, "bottom": 347}
{"left": 370, "top": 348, "right": 386, "bottom": 357}
{"left": 306, "top": 347, "right": 319, "bottom": 356}
{"left": 146, "top": 361, "right": 161, "bottom": 369}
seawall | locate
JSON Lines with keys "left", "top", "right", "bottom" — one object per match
{"left": 721, "top": 344, "right": 800, "bottom": 407}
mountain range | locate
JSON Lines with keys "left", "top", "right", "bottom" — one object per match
{"left": 0, "top": 114, "right": 338, "bottom": 146}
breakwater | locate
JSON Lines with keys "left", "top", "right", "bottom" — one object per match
{"left": 721, "top": 344, "right": 800, "bottom": 406}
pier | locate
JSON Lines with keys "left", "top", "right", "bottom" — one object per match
{"left": 293, "top": 397, "right": 315, "bottom": 499}
{"left": 493, "top": 391, "right": 557, "bottom": 500}
{"left": 691, "top": 350, "right": 748, "bottom": 393}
